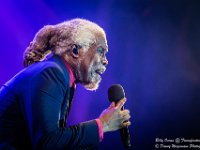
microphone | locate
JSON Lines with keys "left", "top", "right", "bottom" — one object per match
{"left": 108, "top": 84, "right": 132, "bottom": 148}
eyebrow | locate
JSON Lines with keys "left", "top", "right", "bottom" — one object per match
{"left": 96, "top": 42, "right": 108, "bottom": 53}
{"left": 98, "top": 46, "right": 108, "bottom": 54}
{"left": 100, "top": 45, "right": 108, "bottom": 52}
{"left": 104, "top": 44, "right": 108, "bottom": 52}
{"left": 104, "top": 47, "right": 108, "bottom": 53}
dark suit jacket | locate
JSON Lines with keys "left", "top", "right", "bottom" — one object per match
{"left": 0, "top": 55, "right": 99, "bottom": 150}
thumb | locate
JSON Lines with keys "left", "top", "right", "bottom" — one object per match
{"left": 109, "top": 102, "right": 115, "bottom": 109}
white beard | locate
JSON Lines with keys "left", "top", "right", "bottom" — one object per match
{"left": 76, "top": 57, "right": 103, "bottom": 91}
{"left": 83, "top": 73, "right": 101, "bottom": 91}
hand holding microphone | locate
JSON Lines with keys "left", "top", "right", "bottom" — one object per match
{"left": 99, "top": 98, "right": 131, "bottom": 132}
{"left": 98, "top": 84, "right": 132, "bottom": 148}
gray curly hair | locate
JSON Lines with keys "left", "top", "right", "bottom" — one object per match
{"left": 23, "top": 18, "right": 106, "bottom": 67}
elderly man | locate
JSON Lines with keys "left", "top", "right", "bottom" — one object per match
{"left": 0, "top": 18, "right": 131, "bottom": 149}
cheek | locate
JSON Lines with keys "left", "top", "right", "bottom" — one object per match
{"left": 87, "top": 62, "right": 96, "bottom": 77}
{"left": 92, "top": 55, "right": 101, "bottom": 66}
{"left": 79, "top": 59, "right": 94, "bottom": 80}
{"left": 79, "top": 54, "right": 100, "bottom": 81}
{"left": 87, "top": 55, "right": 99, "bottom": 70}
{"left": 89, "top": 59, "right": 101, "bottom": 74}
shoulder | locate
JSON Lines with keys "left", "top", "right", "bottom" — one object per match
{"left": 4, "top": 60, "right": 70, "bottom": 92}
{"left": 29, "top": 60, "right": 70, "bottom": 87}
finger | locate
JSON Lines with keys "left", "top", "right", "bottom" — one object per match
{"left": 108, "top": 102, "right": 115, "bottom": 109}
{"left": 119, "top": 109, "right": 130, "bottom": 116}
{"left": 124, "top": 114, "right": 131, "bottom": 121}
{"left": 120, "top": 114, "right": 131, "bottom": 120}
{"left": 122, "top": 121, "right": 131, "bottom": 127}
{"left": 119, "top": 114, "right": 131, "bottom": 123}
{"left": 115, "top": 98, "right": 126, "bottom": 110}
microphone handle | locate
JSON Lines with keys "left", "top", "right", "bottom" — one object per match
{"left": 120, "top": 127, "right": 131, "bottom": 148}
{"left": 120, "top": 106, "right": 132, "bottom": 148}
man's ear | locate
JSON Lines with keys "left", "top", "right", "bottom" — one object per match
{"left": 71, "top": 44, "right": 79, "bottom": 58}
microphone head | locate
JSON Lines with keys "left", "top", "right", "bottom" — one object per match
{"left": 108, "top": 84, "right": 125, "bottom": 103}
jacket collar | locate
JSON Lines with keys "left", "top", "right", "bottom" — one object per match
{"left": 47, "top": 54, "right": 75, "bottom": 87}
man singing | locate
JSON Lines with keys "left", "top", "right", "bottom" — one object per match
{"left": 0, "top": 18, "right": 131, "bottom": 149}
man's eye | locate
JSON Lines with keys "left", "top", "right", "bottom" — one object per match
{"left": 98, "top": 47, "right": 104, "bottom": 56}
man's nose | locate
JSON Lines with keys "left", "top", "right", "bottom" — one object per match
{"left": 102, "top": 57, "right": 108, "bottom": 66}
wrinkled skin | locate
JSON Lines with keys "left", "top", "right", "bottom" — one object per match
{"left": 72, "top": 35, "right": 108, "bottom": 90}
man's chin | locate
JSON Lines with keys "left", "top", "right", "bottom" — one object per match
{"left": 83, "top": 79, "right": 101, "bottom": 91}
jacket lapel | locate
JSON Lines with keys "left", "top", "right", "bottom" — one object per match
{"left": 59, "top": 83, "right": 76, "bottom": 128}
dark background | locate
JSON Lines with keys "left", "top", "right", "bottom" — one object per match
{"left": 1, "top": 0, "right": 200, "bottom": 149}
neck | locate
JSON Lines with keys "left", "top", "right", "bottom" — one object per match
{"left": 61, "top": 56, "right": 76, "bottom": 86}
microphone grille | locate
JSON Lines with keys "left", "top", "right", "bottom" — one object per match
{"left": 108, "top": 84, "right": 125, "bottom": 103}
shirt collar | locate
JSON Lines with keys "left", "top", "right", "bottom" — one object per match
{"left": 61, "top": 57, "right": 76, "bottom": 87}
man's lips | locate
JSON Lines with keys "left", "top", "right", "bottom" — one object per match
{"left": 95, "top": 68, "right": 106, "bottom": 75}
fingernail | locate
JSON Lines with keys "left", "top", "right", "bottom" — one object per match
{"left": 122, "top": 100, "right": 125, "bottom": 105}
